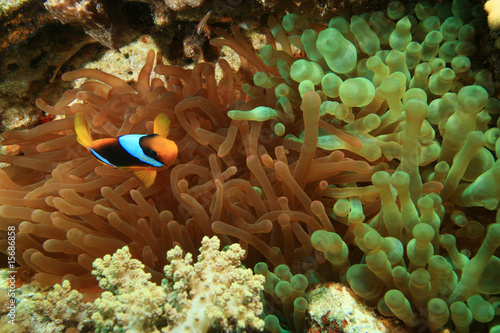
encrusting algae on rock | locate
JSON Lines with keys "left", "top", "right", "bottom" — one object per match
{"left": 1, "top": 0, "right": 500, "bottom": 332}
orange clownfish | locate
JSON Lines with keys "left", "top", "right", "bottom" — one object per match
{"left": 74, "top": 113, "right": 178, "bottom": 187}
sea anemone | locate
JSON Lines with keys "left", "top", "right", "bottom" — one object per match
{"left": 0, "top": 33, "right": 360, "bottom": 289}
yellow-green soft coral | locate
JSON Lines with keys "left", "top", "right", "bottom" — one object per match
{"left": 90, "top": 236, "right": 264, "bottom": 333}
{"left": 25, "top": 280, "right": 95, "bottom": 333}
{"left": 15, "top": 237, "right": 264, "bottom": 333}
{"left": 485, "top": 0, "right": 500, "bottom": 30}
{"left": 91, "top": 246, "right": 167, "bottom": 333}
{"left": 162, "top": 236, "right": 265, "bottom": 333}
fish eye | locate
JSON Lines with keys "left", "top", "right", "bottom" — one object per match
{"left": 144, "top": 149, "right": 158, "bottom": 158}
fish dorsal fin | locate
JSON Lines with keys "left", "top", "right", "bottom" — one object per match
{"left": 153, "top": 113, "right": 171, "bottom": 138}
{"left": 134, "top": 169, "right": 157, "bottom": 187}
{"left": 74, "top": 113, "right": 93, "bottom": 148}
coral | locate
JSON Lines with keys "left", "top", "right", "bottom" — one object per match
{"left": 0, "top": 268, "right": 39, "bottom": 333}
{"left": 18, "top": 236, "right": 263, "bottom": 333}
{"left": 485, "top": 0, "right": 500, "bottom": 30}
{"left": 28, "top": 280, "right": 95, "bottom": 332}
{"left": 161, "top": 236, "right": 264, "bottom": 332}
{"left": 91, "top": 246, "right": 167, "bottom": 332}
{"left": 1, "top": 0, "right": 500, "bottom": 332}
{"left": 43, "top": 0, "right": 130, "bottom": 49}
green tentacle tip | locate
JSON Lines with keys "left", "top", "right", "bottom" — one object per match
{"left": 317, "top": 28, "right": 357, "bottom": 74}
{"left": 282, "top": 14, "right": 308, "bottom": 32}
{"left": 458, "top": 85, "right": 488, "bottom": 112}
{"left": 321, "top": 73, "right": 343, "bottom": 98}
{"left": 275, "top": 280, "right": 292, "bottom": 298}
{"left": 311, "top": 230, "right": 334, "bottom": 252}
{"left": 387, "top": 1, "right": 406, "bottom": 20}
{"left": 264, "top": 315, "right": 292, "bottom": 333}
{"left": 389, "top": 16, "right": 412, "bottom": 51}
{"left": 451, "top": 56, "right": 471, "bottom": 73}
{"left": 227, "top": 107, "right": 280, "bottom": 121}
{"left": 467, "top": 294, "right": 495, "bottom": 323}
{"left": 339, "top": 77, "right": 376, "bottom": 107}
{"left": 290, "top": 59, "right": 324, "bottom": 85}
{"left": 274, "top": 123, "right": 286, "bottom": 136}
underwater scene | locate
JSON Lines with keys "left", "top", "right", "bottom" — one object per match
{"left": 0, "top": 0, "right": 500, "bottom": 332}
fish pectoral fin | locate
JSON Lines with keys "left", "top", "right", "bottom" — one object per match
{"left": 134, "top": 170, "right": 157, "bottom": 187}
{"left": 153, "top": 113, "right": 171, "bottom": 138}
{"left": 74, "top": 112, "right": 93, "bottom": 148}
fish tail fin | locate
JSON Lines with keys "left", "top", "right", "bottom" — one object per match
{"left": 74, "top": 113, "right": 93, "bottom": 148}
{"left": 153, "top": 113, "right": 171, "bottom": 138}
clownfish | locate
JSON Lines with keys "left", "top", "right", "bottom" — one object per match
{"left": 74, "top": 113, "right": 178, "bottom": 187}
